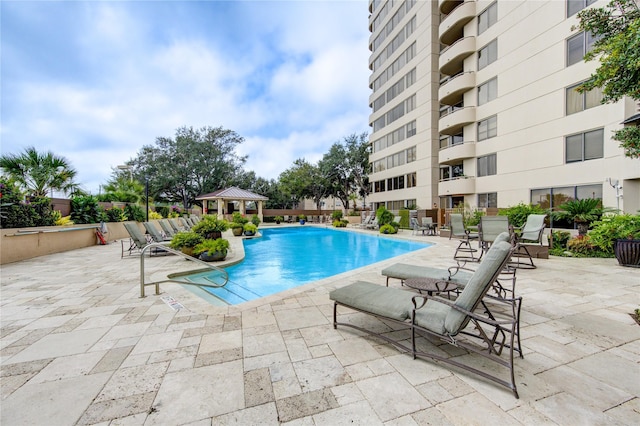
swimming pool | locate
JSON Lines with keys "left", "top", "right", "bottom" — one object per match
{"left": 186, "top": 227, "right": 431, "bottom": 304}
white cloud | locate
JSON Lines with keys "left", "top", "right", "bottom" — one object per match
{"left": 1, "top": 0, "right": 372, "bottom": 194}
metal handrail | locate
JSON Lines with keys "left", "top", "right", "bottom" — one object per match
{"left": 139, "top": 243, "right": 229, "bottom": 298}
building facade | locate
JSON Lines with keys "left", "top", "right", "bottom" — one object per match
{"left": 367, "top": 0, "right": 639, "bottom": 214}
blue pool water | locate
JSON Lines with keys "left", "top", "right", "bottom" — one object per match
{"left": 186, "top": 227, "right": 431, "bottom": 304}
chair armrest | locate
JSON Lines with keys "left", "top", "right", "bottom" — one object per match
{"left": 412, "top": 294, "right": 516, "bottom": 327}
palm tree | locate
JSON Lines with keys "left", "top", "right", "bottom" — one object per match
{"left": 0, "top": 146, "right": 83, "bottom": 197}
{"left": 552, "top": 198, "right": 610, "bottom": 236}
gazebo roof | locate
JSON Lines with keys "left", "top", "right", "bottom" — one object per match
{"left": 195, "top": 186, "right": 268, "bottom": 201}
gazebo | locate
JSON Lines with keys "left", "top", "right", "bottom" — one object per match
{"left": 195, "top": 187, "right": 269, "bottom": 221}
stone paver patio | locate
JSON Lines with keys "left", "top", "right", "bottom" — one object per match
{"left": 1, "top": 226, "right": 639, "bottom": 425}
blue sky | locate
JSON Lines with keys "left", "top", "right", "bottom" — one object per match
{"left": 1, "top": 0, "right": 371, "bottom": 194}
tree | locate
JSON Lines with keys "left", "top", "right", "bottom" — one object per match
{"left": 278, "top": 159, "right": 315, "bottom": 208}
{"left": 552, "top": 198, "right": 613, "bottom": 236}
{"left": 133, "top": 126, "right": 247, "bottom": 209}
{"left": 319, "top": 133, "right": 370, "bottom": 211}
{"left": 575, "top": 0, "right": 640, "bottom": 158}
{"left": 0, "top": 146, "right": 84, "bottom": 197}
{"left": 98, "top": 167, "right": 146, "bottom": 203}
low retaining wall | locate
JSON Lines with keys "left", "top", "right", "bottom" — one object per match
{"left": 1, "top": 222, "right": 130, "bottom": 265}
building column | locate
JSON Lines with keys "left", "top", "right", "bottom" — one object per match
{"left": 217, "top": 198, "right": 223, "bottom": 218}
{"left": 258, "top": 201, "right": 263, "bottom": 221}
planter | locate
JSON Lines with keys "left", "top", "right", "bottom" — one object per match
{"left": 244, "top": 230, "right": 256, "bottom": 236}
{"left": 181, "top": 247, "right": 195, "bottom": 257}
{"left": 204, "top": 231, "right": 222, "bottom": 240}
{"left": 439, "top": 229, "right": 451, "bottom": 238}
{"left": 614, "top": 239, "right": 640, "bottom": 267}
{"left": 199, "top": 251, "right": 227, "bottom": 262}
{"left": 299, "top": 220, "right": 306, "bottom": 225}
{"left": 232, "top": 227, "right": 244, "bottom": 237}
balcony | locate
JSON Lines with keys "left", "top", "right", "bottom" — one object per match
{"left": 439, "top": 0, "right": 463, "bottom": 15}
{"left": 439, "top": 106, "right": 476, "bottom": 135}
{"left": 439, "top": 176, "right": 476, "bottom": 196}
{"left": 439, "top": 36, "right": 476, "bottom": 76}
{"left": 439, "top": 1, "right": 476, "bottom": 46}
{"left": 439, "top": 141, "right": 476, "bottom": 165}
{"left": 439, "top": 71, "right": 475, "bottom": 105}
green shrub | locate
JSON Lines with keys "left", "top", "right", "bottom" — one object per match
{"left": 170, "top": 231, "right": 203, "bottom": 249}
{"left": 243, "top": 223, "right": 257, "bottom": 233}
{"left": 232, "top": 212, "right": 248, "bottom": 225}
{"left": 379, "top": 224, "right": 397, "bottom": 234}
{"left": 499, "top": 203, "right": 546, "bottom": 227}
{"left": 157, "top": 206, "right": 170, "bottom": 218}
{"left": 274, "top": 215, "right": 284, "bottom": 223}
{"left": 566, "top": 235, "right": 597, "bottom": 256}
{"left": 193, "top": 238, "right": 230, "bottom": 256}
{"left": 192, "top": 215, "right": 229, "bottom": 237}
{"left": 551, "top": 230, "right": 572, "bottom": 250}
{"left": 376, "top": 206, "right": 394, "bottom": 226}
{"left": 105, "top": 207, "right": 126, "bottom": 222}
{"left": 71, "top": 195, "right": 105, "bottom": 224}
{"left": 331, "top": 210, "right": 343, "bottom": 220}
{"left": 398, "top": 210, "right": 410, "bottom": 229}
{"left": 251, "top": 214, "right": 261, "bottom": 226}
{"left": 123, "top": 204, "right": 145, "bottom": 222}
{"left": 333, "top": 219, "right": 348, "bottom": 227}
{"left": 588, "top": 214, "right": 640, "bottom": 255}
{"left": 148, "top": 210, "right": 163, "bottom": 220}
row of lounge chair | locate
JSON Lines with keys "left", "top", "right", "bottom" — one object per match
{"left": 330, "top": 231, "right": 524, "bottom": 398}
{"left": 121, "top": 217, "right": 201, "bottom": 258}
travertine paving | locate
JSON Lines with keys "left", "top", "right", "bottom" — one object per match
{"left": 1, "top": 226, "right": 639, "bottom": 425}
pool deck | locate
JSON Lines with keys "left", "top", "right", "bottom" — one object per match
{"left": 1, "top": 225, "right": 639, "bottom": 425}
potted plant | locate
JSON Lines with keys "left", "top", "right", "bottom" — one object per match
{"left": 552, "top": 198, "right": 611, "bottom": 237}
{"left": 379, "top": 224, "right": 397, "bottom": 234}
{"left": 169, "top": 231, "right": 204, "bottom": 257}
{"left": 243, "top": 222, "right": 258, "bottom": 236}
{"left": 274, "top": 215, "right": 283, "bottom": 224}
{"left": 589, "top": 214, "right": 640, "bottom": 267}
{"left": 192, "top": 215, "right": 229, "bottom": 240}
{"left": 194, "top": 238, "right": 230, "bottom": 261}
{"left": 230, "top": 222, "right": 244, "bottom": 236}
{"left": 232, "top": 212, "right": 248, "bottom": 225}
{"left": 251, "top": 214, "right": 261, "bottom": 227}
{"left": 298, "top": 214, "right": 307, "bottom": 225}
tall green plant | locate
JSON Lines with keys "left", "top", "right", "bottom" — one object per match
{"left": 499, "top": 203, "right": 546, "bottom": 227}
{"left": 589, "top": 214, "right": 640, "bottom": 254}
{"left": 552, "top": 198, "right": 611, "bottom": 236}
{"left": 376, "top": 206, "right": 394, "bottom": 226}
{"left": 71, "top": 196, "right": 105, "bottom": 224}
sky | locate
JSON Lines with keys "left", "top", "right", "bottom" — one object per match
{"left": 1, "top": 0, "right": 371, "bottom": 194}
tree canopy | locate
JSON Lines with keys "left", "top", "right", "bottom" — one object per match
{"left": 575, "top": 0, "right": 640, "bottom": 158}
{"left": 0, "top": 146, "right": 84, "bottom": 197}
{"left": 132, "top": 126, "right": 247, "bottom": 208}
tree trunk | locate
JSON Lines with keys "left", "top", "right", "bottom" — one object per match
{"left": 576, "top": 221, "right": 589, "bottom": 236}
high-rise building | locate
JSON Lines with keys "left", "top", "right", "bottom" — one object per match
{"left": 367, "top": 0, "right": 639, "bottom": 214}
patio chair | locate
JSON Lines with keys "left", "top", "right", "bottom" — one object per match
{"left": 143, "top": 221, "right": 171, "bottom": 242}
{"left": 450, "top": 213, "right": 479, "bottom": 261}
{"left": 511, "top": 214, "right": 547, "bottom": 269}
{"left": 179, "top": 217, "right": 192, "bottom": 229}
{"left": 478, "top": 216, "right": 511, "bottom": 260}
{"left": 410, "top": 217, "right": 429, "bottom": 235}
{"left": 422, "top": 217, "right": 437, "bottom": 235}
{"left": 331, "top": 240, "right": 521, "bottom": 397}
{"left": 159, "top": 219, "right": 176, "bottom": 238}
{"left": 169, "top": 218, "right": 187, "bottom": 233}
{"left": 122, "top": 222, "right": 169, "bottom": 258}
{"left": 359, "top": 213, "right": 373, "bottom": 228}
{"left": 366, "top": 217, "right": 379, "bottom": 230}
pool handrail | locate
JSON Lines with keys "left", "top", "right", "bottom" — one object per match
{"left": 139, "top": 243, "right": 229, "bottom": 298}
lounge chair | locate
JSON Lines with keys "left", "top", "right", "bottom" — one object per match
{"left": 169, "top": 218, "right": 187, "bottom": 233}
{"left": 143, "top": 221, "right": 171, "bottom": 242}
{"left": 478, "top": 216, "right": 511, "bottom": 259}
{"left": 366, "top": 217, "right": 379, "bottom": 230}
{"left": 159, "top": 219, "right": 176, "bottom": 238}
{"left": 122, "top": 222, "right": 169, "bottom": 258}
{"left": 359, "top": 213, "right": 373, "bottom": 228}
{"left": 330, "top": 240, "right": 521, "bottom": 397}
{"left": 511, "top": 214, "right": 547, "bottom": 269}
{"left": 410, "top": 217, "right": 429, "bottom": 235}
{"left": 450, "top": 213, "right": 479, "bottom": 261}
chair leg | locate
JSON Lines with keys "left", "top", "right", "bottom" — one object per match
{"left": 454, "top": 238, "right": 478, "bottom": 262}
{"left": 510, "top": 244, "right": 536, "bottom": 269}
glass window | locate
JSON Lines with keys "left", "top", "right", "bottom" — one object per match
{"left": 478, "top": 39, "right": 498, "bottom": 70}
{"left": 567, "top": 0, "right": 597, "bottom": 17}
{"left": 478, "top": 78, "right": 497, "bottom": 105}
{"left": 567, "top": 31, "right": 597, "bottom": 66}
{"left": 406, "top": 120, "right": 416, "bottom": 137}
{"left": 478, "top": 192, "right": 497, "bottom": 208}
{"left": 478, "top": 115, "right": 498, "bottom": 141}
{"left": 577, "top": 184, "right": 602, "bottom": 200}
{"left": 566, "top": 82, "right": 603, "bottom": 115}
{"left": 478, "top": 2, "right": 497, "bottom": 35}
{"left": 567, "top": 129, "right": 604, "bottom": 162}
{"left": 407, "top": 172, "right": 417, "bottom": 188}
{"left": 477, "top": 154, "right": 497, "bottom": 177}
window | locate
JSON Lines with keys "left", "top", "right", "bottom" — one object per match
{"left": 374, "top": 180, "right": 386, "bottom": 192}
{"left": 567, "top": 0, "right": 597, "bottom": 17}
{"left": 565, "top": 128, "right": 604, "bottom": 162}
{"left": 406, "top": 120, "right": 416, "bottom": 137}
{"left": 531, "top": 184, "right": 602, "bottom": 210}
{"left": 478, "top": 2, "right": 497, "bottom": 35}
{"left": 478, "top": 39, "right": 498, "bottom": 70}
{"left": 478, "top": 192, "right": 497, "bottom": 208}
{"left": 566, "top": 82, "right": 603, "bottom": 115}
{"left": 407, "top": 172, "right": 417, "bottom": 188}
{"left": 567, "top": 31, "right": 597, "bottom": 66}
{"left": 478, "top": 115, "right": 497, "bottom": 141}
{"left": 406, "top": 146, "right": 416, "bottom": 163}
{"left": 478, "top": 78, "right": 497, "bottom": 105}
{"left": 477, "top": 154, "right": 497, "bottom": 177}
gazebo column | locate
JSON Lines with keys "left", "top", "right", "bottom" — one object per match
{"left": 258, "top": 201, "right": 263, "bottom": 221}
{"left": 217, "top": 198, "right": 223, "bottom": 218}
{"left": 240, "top": 200, "right": 246, "bottom": 217}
